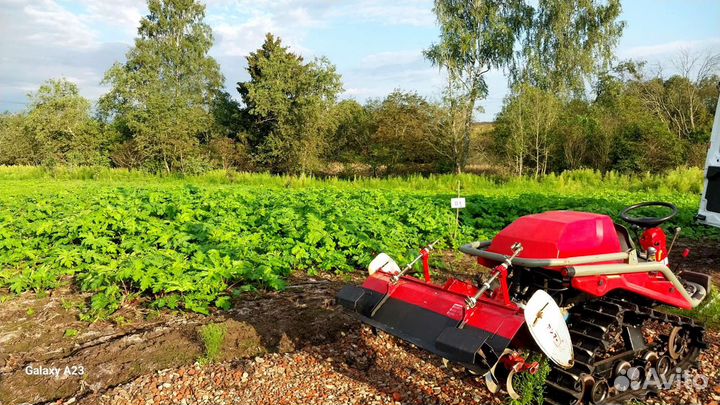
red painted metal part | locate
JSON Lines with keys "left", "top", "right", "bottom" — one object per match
{"left": 362, "top": 272, "right": 525, "bottom": 340}
{"left": 639, "top": 227, "right": 668, "bottom": 262}
{"left": 496, "top": 265, "right": 512, "bottom": 306}
{"left": 500, "top": 352, "right": 540, "bottom": 374}
{"left": 421, "top": 248, "right": 431, "bottom": 283}
{"left": 488, "top": 211, "right": 623, "bottom": 260}
{"left": 483, "top": 211, "right": 692, "bottom": 309}
{"left": 356, "top": 208, "right": 691, "bottom": 354}
{"left": 571, "top": 272, "right": 692, "bottom": 309}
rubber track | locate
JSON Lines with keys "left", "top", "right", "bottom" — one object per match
{"left": 542, "top": 298, "right": 706, "bottom": 405}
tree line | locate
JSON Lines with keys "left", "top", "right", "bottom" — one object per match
{"left": 0, "top": 0, "right": 717, "bottom": 176}
{"left": 495, "top": 55, "right": 720, "bottom": 176}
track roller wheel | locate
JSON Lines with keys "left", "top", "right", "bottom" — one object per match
{"left": 668, "top": 326, "right": 690, "bottom": 360}
{"left": 643, "top": 351, "right": 659, "bottom": 377}
{"left": 543, "top": 298, "right": 705, "bottom": 405}
{"left": 612, "top": 360, "right": 632, "bottom": 388}
{"left": 656, "top": 355, "right": 671, "bottom": 376}
{"left": 589, "top": 379, "right": 609, "bottom": 404}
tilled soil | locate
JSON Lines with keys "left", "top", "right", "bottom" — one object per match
{"left": 3, "top": 241, "right": 719, "bottom": 405}
{"left": 0, "top": 276, "right": 356, "bottom": 405}
{"left": 70, "top": 329, "right": 720, "bottom": 405}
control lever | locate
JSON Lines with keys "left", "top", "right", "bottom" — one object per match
{"left": 667, "top": 227, "right": 681, "bottom": 256}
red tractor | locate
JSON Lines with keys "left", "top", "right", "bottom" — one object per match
{"left": 337, "top": 202, "right": 710, "bottom": 404}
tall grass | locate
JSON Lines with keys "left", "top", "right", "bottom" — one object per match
{"left": 0, "top": 165, "right": 706, "bottom": 195}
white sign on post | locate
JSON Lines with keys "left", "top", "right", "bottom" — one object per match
{"left": 451, "top": 197, "right": 466, "bottom": 209}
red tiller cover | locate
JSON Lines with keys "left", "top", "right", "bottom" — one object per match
{"left": 337, "top": 272, "right": 526, "bottom": 372}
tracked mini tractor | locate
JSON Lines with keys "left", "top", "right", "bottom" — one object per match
{"left": 337, "top": 202, "right": 710, "bottom": 404}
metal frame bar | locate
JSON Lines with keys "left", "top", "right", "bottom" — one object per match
{"left": 569, "top": 262, "right": 699, "bottom": 307}
{"left": 459, "top": 241, "right": 701, "bottom": 308}
{"left": 459, "top": 242, "right": 630, "bottom": 267}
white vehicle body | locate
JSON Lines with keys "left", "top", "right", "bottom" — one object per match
{"left": 698, "top": 88, "right": 720, "bottom": 229}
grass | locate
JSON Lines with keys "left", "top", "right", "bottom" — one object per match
{"left": 510, "top": 357, "right": 551, "bottom": 405}
{"left": 666, "top": 289, "right": 720, "bottom": 329}
{"left": 0, "top": 165, "right": 708, "bottom": 195}
{"left": 198, "top": 323, "right": 226, "bottom": 365}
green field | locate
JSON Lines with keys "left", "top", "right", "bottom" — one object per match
{"left": 0, "top": 166, "right": 717, "bottom": 319}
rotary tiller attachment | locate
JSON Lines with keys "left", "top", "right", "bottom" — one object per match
{"left": 336, "top": 242, "right": 531, "bottom": 375}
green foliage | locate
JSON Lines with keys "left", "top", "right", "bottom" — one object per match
{"left": 99, "top": 0, "right": 224, "bottom": 173}
{"left": 432, "top": 80, "right": 476, "bottom": 174}
{"left": 198, "top": 323, "right": 226, "bottom": 364}
{"left": 367, "top": 91, "right": 441, "bottom": 173}
{"left": 426, "top": 0, "right": 531, "bottom": 101}
{"left": 510, "top": 357, "right": 551, "bottom": 405}
{"left": 64, "top": 328, "right": 79, "bottom": 338}
{"left": 237, "top": 34, "right": 343, "bottom": 174}
{"left": 207, "top": 137, "right": 250, "bottom": 171}
{"left": 514, "top": 0, "right": 625, "bottom": 97}
{"left": 26, "top": 79, "right": 112, "bottom": 166}
{"left": 494, "top": 54, "right": 719, "bottom": 176}
{"left": 328, "top": 91, "right": 465, "bottom": 175}
{"left": 0, "top": 167, "right": 718, "bottom": 320}
{"left": 425, "top": 0, "right": 532, "bottom": 173}
{"left": 0, "top": 113, "right": 37, "bottom": 165}
{"left": 494, "top": 83, "right": 562, "bottom": 177}
{"left": 328, "top": 99, "right": 376, "bottom": 165}
{"left": 0, "top": 79, "right": 112, "bottom": 167}
{"left": 0, "top": 1, "right": 712, "bottom": 178}
{"left": 426, "top": 0, "right": 624, "bottom": 173}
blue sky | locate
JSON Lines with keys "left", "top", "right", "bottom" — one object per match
{"left": 1, "top": 0, "right": 719, "bottom": 120}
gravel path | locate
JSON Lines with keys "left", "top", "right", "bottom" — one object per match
{"left": 57, "top": 327, "right": 720, "bottom": 405}
{"left": 73, "top": 327, "right": 496, "bottom": 405}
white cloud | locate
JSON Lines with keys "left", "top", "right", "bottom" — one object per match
{"left": 620, "top": 38, "right": 720, "bottom": 59}
{"left": 209, "top": 2, "right": 325, "bottom": 59}
{"left": 76, "top": 0, "right": 145, "bottom": 38}
{"left": 328, "top": 0, "right": 434, "bottom": 27}
{"left": 205, "top": 0, "right": 433, "bottom": 27}
{"left": 213, "top": 16, "right": 276, "bottom": 57}
{"left": 342, "top": 48, "right": 444, "bottom": 104}
{"left": 21, "top": 0, "right": 100, "bottom": 49}
{"left": 0, "top": 0, "right": 134, "bottom": 110}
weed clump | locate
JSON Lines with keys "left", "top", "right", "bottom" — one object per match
{"left": 198, "top": 323, "right": 226, "bottom": 365}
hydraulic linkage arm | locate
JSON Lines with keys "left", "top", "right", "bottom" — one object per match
{"left": 465, "top": 242, "right": 523, "bottom": 309}
{"left": 370, "top": 240, "right": 440, "bottom": 317}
